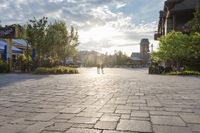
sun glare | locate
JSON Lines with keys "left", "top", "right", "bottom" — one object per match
{"left": 79, "top": 25, "right": 121, "bottom": 43}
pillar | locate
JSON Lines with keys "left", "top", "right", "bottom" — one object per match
{"left": 6, "top": 38, "right": 12, "bottom": 71}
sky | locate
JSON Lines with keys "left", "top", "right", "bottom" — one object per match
{"left": 0, "top": 0, "right": 165, "bottom": 56}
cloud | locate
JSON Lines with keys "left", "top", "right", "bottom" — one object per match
{"left": 116, "top": 2, "right": 127, "bottom": 9}
{"left": 0, "top": 0, "right": 164, "bottom": 56}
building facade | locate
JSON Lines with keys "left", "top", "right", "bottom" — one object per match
{"left": 154, "top": 0, "right": 198, "bottom": 40}
{"left": 128, "top": 39, "right": 150, "bottom": 67}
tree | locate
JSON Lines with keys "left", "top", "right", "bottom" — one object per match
{"left": 114, "top": 51, "right": 128, "bottom": 66}
{"left": 186, "top": 0, "right": 200, "bottom": 33}
{"left": 24, "top": 17, "right": 79, "bottom": 67}
{"left": 25, "top": 17, "right": 48, "bottom": 61}
{"left": 45, "top": 21, "right": 79, "bottom": 60}
{"left": 153, "top": 32, "right": 200, "bottom": 70}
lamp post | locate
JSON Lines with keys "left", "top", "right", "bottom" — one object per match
{"left": 151, "top": 44, "right": 153, "bottom": 53}
{"left": 148, "top": 44, "right": 154, "bottom": 74}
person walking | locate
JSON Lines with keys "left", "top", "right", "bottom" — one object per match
{"left": 97, "top": 64, "right": 100, "bottom": 74}
{"left": 101, "top": 64, "right": 104, "bottom": 74}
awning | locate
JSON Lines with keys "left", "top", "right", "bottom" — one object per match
{"left": 0, "top": 40, "right": 22, "bottom": 54}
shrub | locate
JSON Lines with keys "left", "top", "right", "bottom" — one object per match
{"left": 40, "top": 56, "right": 59, "bottom": 67}
{"left": 0, "top": 60, "right": 10, "bottom": 73}
{"left": 168, "top": 71, "right": 200, "bottom": 76}
{"left": 17, "top": 54, "right": 32, "bottom": 72}
{"left": 34, "top": 66, "right": 78, "bottom": 74}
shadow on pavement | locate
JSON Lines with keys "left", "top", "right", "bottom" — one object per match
{"left": 0, "top": 73, "right": 49, "bottom": 88}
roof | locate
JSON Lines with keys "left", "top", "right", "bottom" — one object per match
{"left": 13, "top": 39, "right": 29, "bottom": 47}
{"left": 0, "top": 40, "right": 22, "bottom": 53}
{"left": 130, "top": 52, "right": 143, "bottom": 61}
{"left": 131, "top": 52, "right": 141, "bottom": 58}
{"left": 140, "top": 39, "right": 149, "bottom": 45}
{"left": 128, "top": 56, "right": 142, "bottom": 61}
{"left": 171, "top": 0, "right": 197, "bottom": 12}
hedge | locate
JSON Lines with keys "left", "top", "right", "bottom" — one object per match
{"left": 167, "top": 71, "right": 200, "bottom": 76}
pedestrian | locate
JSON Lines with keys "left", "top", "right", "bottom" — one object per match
{"left": 97, "top": 64, "right": 100, "bottom": 74}
{"left": 101, "top": 64, "right": 104, "bottom": 74}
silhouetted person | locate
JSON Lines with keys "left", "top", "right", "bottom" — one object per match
{"left": 97, "top": 64, "right": 100, "bottom": 74}
{"left": 101, "top": 64, "right": 104, "bottom": 74}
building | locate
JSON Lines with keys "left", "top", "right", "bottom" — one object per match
{"left": 154, "top": 0, "right": 198, "bottom": 40}
{"left": 13, "top": 39, "right": 31, "bottom": 52}
{"left": 0, "top": 39, "right": 31, "bottom": 62}
{"left": 0, "top": 40, "right": 22, "bottom": 60}
{"left": 128, "top": 39, "right": 150, "bottom": 67}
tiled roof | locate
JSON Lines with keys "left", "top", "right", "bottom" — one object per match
{"left": 171, "top": 0, "right": 197, "bottom": 12}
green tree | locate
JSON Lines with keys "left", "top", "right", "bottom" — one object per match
{"left": 24, "top": 17, "right": 79, "bottom": 67}
{"left": 114, "top": 51, "right": 128, "bottom": 66}
{"left": 45, "top": 21, "right": 79, "bottom": 60}
{"left": 152, "top": 32, "right": 200, "bottom": 70}
{"left": 26, "top": 17, "right": 48, "bottom": 61}
{"left": 186, "top": 0, "right": 200, "bottom": 33}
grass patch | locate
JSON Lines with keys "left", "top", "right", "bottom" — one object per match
{"left": 167, "top": 71, "right": 200, "bottom": 76}
{"left": 34, "top": 66, "right": 78, "bottom": 74}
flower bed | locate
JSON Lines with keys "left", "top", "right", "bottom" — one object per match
{"left": 34, "top": 66, "right": 78, "bottom": 74}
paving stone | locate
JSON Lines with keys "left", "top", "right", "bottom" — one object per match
{"left": 121, "top": 114, "right": 130, "bottom": 119}
{"left": 115, "top": 110, "right": 131, "bottom": 114}
{"left": 41, "top": 131, "right": 62, "bottom": 133}
{"left": 68, "top": 117, "right": 99, "bottom": 124}
{"left": 147, "top": 99, "right": 162, "bottom": 107}
{"left": 55, "top": 114, "right": 75, "bottom": 120}
{"left": 127, "top": 99, "right": 146, "bottom": 104}
{"left": 44, "top": 122, "right": 72, "bottom": 132}
{"left": 150, "top": 111, "right": 177, "bottom": 116}
{"left": 22, "top": 122, "right": 53, "bottom": 133}
{"left": 188, "top": 124, "right": 200, "bottom": 132}
{"left": 72, "top": 123, "right": 94, "bottom": 128}
{"left": 179, "top": 114, "right": 200, "bottom": 124}
{"left": 100, "top": 115, "right": 120, "bottom": 122}
{"left": 1, "top": 68, "right": 200, "bottom": 133}
{"left": 151, "top": 116, "right": 186, "bottom": 126}
{"left": 135, "top": 93, "right": 144, "bottom": 96}
{"left": 117, "top": 120, "right": 152, "bottom": 132}
{"left": 0, "top": 124, "right": 27, "bottom": 133}
{"left": 102, "top": 131, "right": 135, "bottom": 133}
{"left": 60, "top": 108, "right": 83, "bottom": 114}
{"left": 117, "top": 105, "right": 139, "bottom": 110}
{"left": 94, "top": 121, "right": 117, "bottom": 130}
{"left": 9, "top": 118, "right": 35, "bottom": 125}
{"left": 99, "top": 108, "right": 116, "bottom": 113}
{"left": 153, "top": 125, "right": 192, "bottom": 133}
{"left": 77, "top": 112, "right": 103, "bottom": 118}
{"left": 131, "top": 117, "right": 150, "bottom": 121}
{"left": 65, "top": 128, "right": 101, "bottom": 133}
{"left": 131, "top": 111, "right": 149, "bottom": 117}
{"left": 27, "top": 113, "right": 59, "bottom": 121}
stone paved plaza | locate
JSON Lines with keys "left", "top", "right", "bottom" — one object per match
{"left": 0, "top": 68, "right": 200, "bottom": 133}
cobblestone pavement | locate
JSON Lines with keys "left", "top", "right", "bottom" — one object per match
{"left": 0, "top": 68, "right": 200, "bottom": 133}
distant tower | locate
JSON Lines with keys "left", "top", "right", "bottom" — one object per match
{"left": 140, "top": 38, "right": 150, "bottom": 59}
{"left": 139, "top": 39, "right": 150, "bottom": 66}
